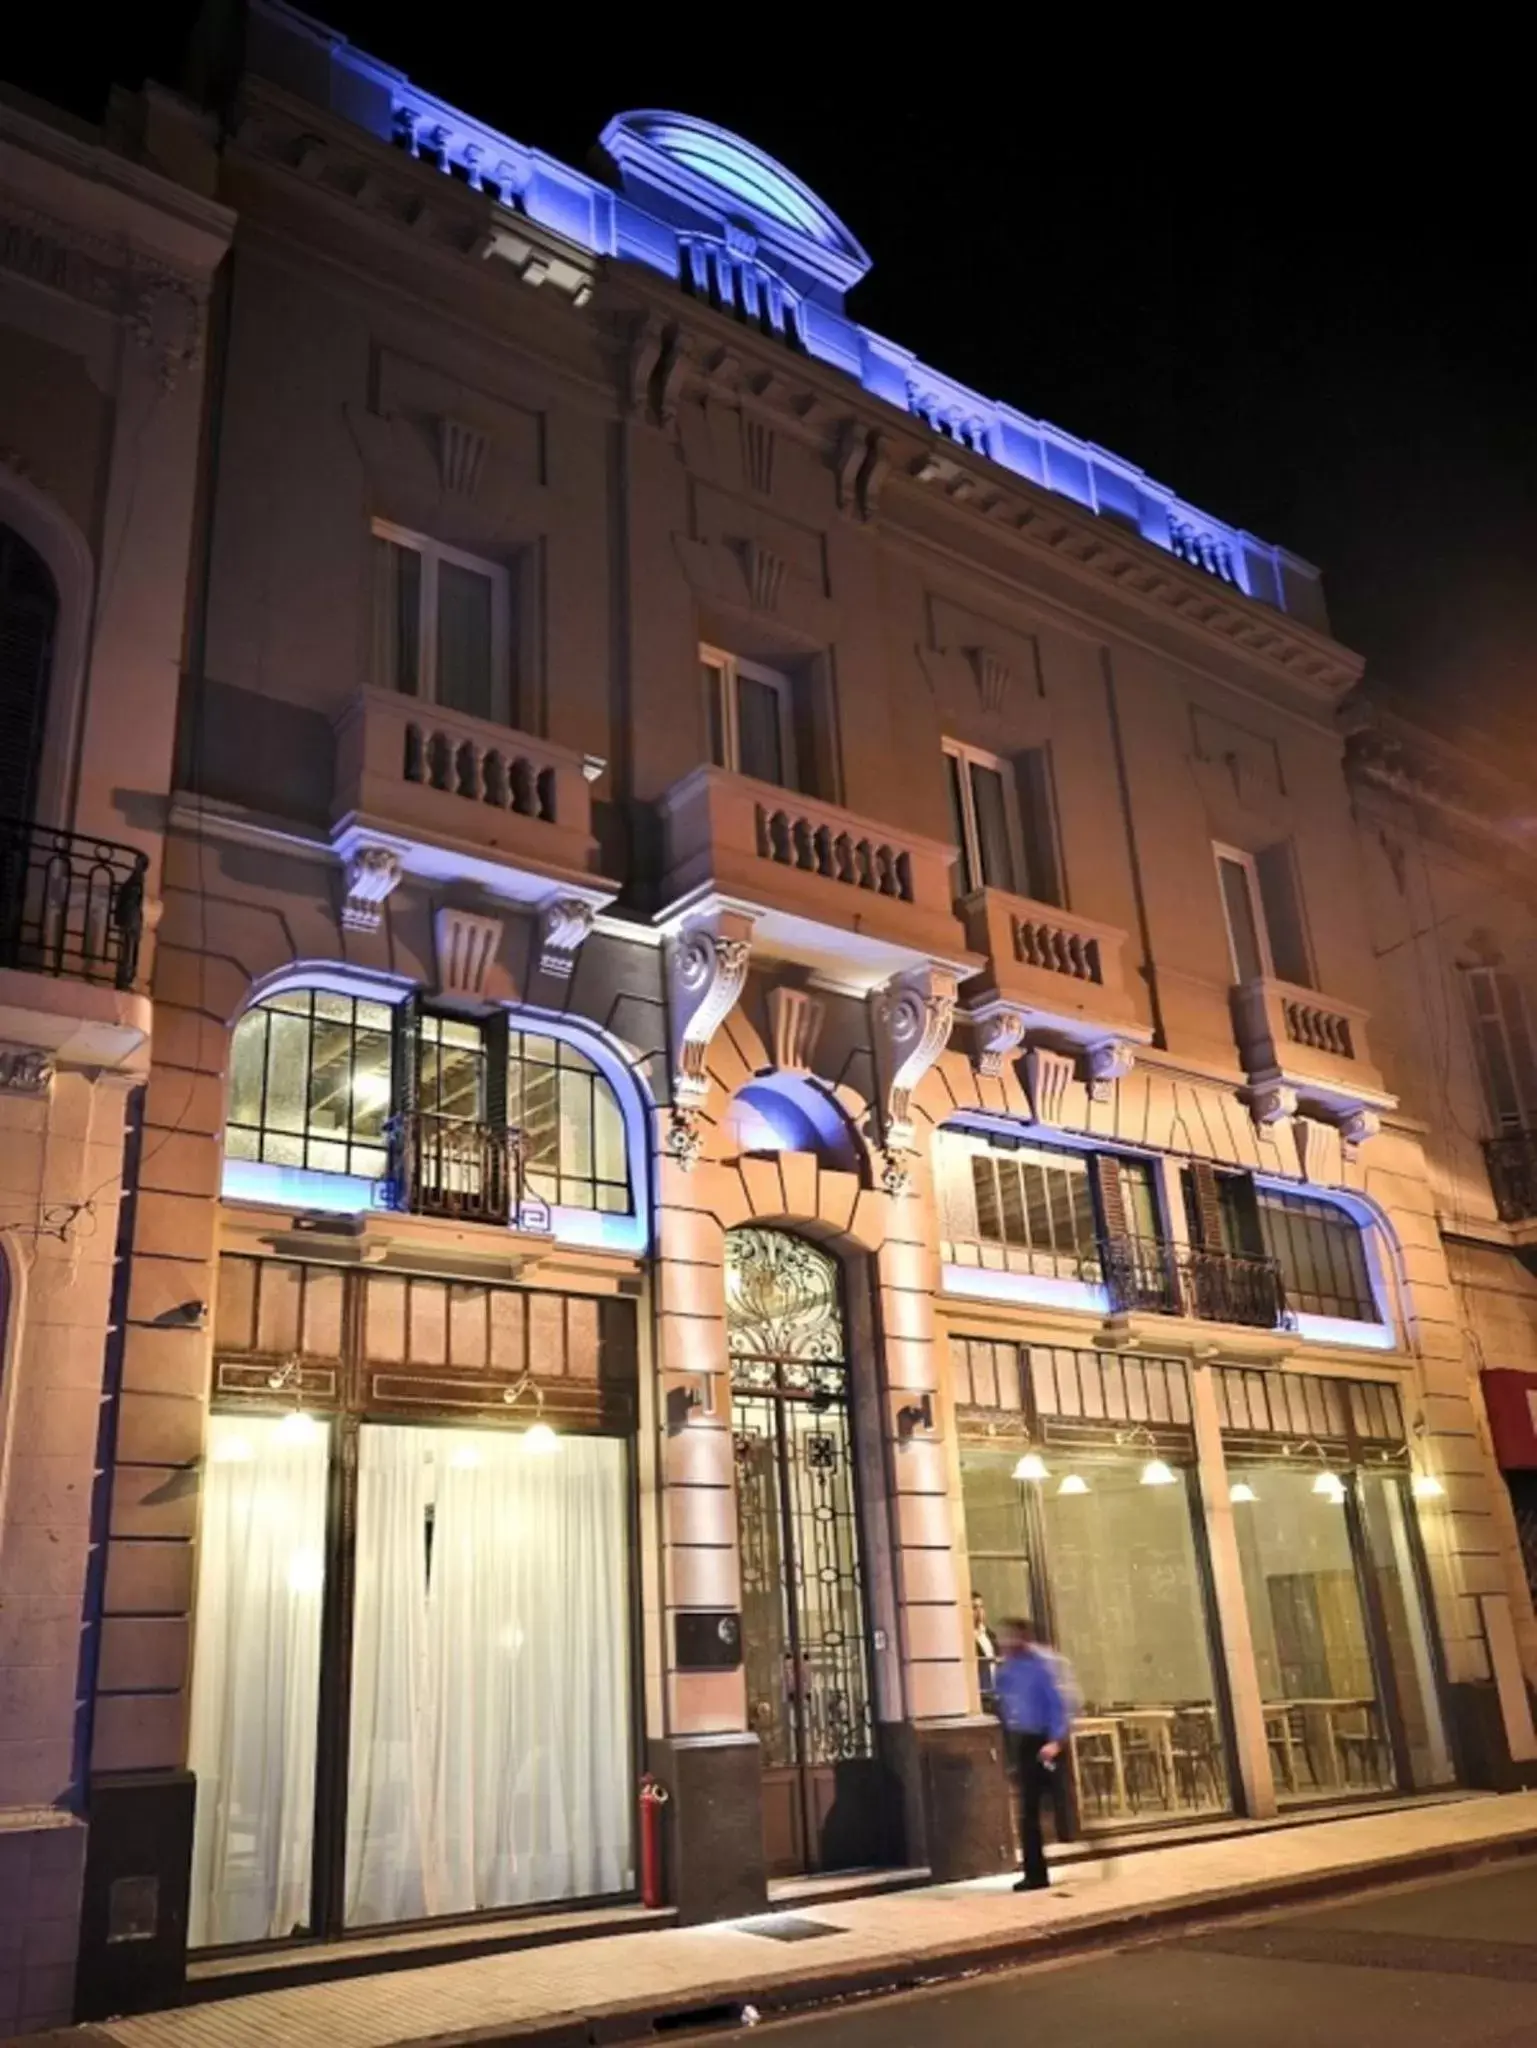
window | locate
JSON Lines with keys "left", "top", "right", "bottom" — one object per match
{"left": 1184, "top": 1165, "right": 1376, "bottom": 1322}
{"left": 944, "top": 740, "right": 1061, "bottom": 904}
{"left": 226, "top": 990, "right": 632, "bottom": 1217}
{"left": 0, "top": 523, "right": 57, "bottom": 823}
{"left": 508, "top": 1031, "right": 631, "bottom": 1214}
{"left": 701, "top": 644, "right": 795, "bottom": 787}
{"left": 371, "top": 521, "right": 512, "bottom": 725}
{"left": 943, "top": 1131, "right": 1155, "bottom": 1277}
{"left": 226, "top": 988, "right": 395, "bottom": 1179}
{"left": 1465, "top": 963, "right": 1537, "bottom": 1134}
{"left": 1214, "top": 841, "right": 1312, "bottom": 987}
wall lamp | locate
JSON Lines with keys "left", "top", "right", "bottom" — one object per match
{"left": 502, "top": 1370, "right": 559, "bottom": 1453}
{"left": 1115, "top": 1423, "right": 1179, "bottom": 1487}
{"left": 666, "top": 1376, "right": 716, "bottom": 1435}
{"left": 895, "top": 1392, "right": 935, "bottom": 1444}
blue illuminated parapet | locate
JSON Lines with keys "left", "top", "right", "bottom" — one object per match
{"left": 247, "top": 2, "right": 1325, "bottom": 624}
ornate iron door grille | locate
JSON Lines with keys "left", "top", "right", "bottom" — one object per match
{"left": 726, "top": 1231, "right": 874, "bottom": 1803}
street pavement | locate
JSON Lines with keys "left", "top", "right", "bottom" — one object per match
{"left": 712, "top": 1860, "right": 1537, "bottom": 2048}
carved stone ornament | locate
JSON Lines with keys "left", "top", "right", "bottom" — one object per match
{"left": 767, "top": 985, "right": 825, "bottom": 1076}
{"left": 131, "top": 276, "right": 204, "bottom": 392}
{"left": 832, "top": 422, "right": 889, "bottom": 522}
{"left": 741, "top": 539, "right": 787, "bottom": 612}
{"left": 434, "top": 907, "right": 502, "bottom": 1001}
{"left": 537, "top": 897, "right": 597, "bottom": 980}
{"left": 0, "top": 1044, "right": 55, "bottom": 1097}
{"left": 1023, "top": 1046, "right": 1075, "bottom": 1127}
{"left": 967, "top": 645, "right": 1011, "bottom": 716}
{"left": 880, "top": 1149, "right": 913, "bottom": 1199}
{"left": 869, "top": 965, "right": 958, "bottom": 1153}
{"left": 743, "top": 416, "right": 776, "bottom": 495}
{"left": 1085, "top": 1038, "right": 1137, "bottom": 1103}
{"left": 438, "top": 415, "right": 491, "bottom": 497}
{"left": 341, "top": 844, "right": 403, "bottom": 933}
{"left": 665, "top": 910, "right": 755, "bottom": 1168}
{"left": 970, "top": 1003, "right": 1027, "bottom": 1080}
{"left": 1338, "top": 1106, "right": 1381, "bottom": 1155}
{"left": 1246, "top": 1081, "right": 1298, "bottom": 1129}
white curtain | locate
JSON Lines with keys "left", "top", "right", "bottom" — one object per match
{"left": 345, "top": 1426, "right": 632, "bottom": 1928}
{"left": 187, "top": 1414, "right": 329, "bottom": 1948}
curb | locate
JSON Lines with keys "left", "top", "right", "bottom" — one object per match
{"left": 411, "top": 1827, "right": 1537, "bottom": 2048}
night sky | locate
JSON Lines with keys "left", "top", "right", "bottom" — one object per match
{"left": 13, "top": 12, "right": 1534, "bottom": 753}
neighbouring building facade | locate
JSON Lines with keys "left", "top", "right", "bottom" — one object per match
{"left": 0, "top": 83, "right": 231, "bottom": 2034}
{"left": 4, "top": 3, "right": 1535, "bottom": 2030}
{"left": 1348, "top": 700, "right": 1537, "bottom": 1685}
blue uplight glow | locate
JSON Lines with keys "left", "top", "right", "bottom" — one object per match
{"left": 941, "top": 1263, "right": 1110, "bottom": 1316}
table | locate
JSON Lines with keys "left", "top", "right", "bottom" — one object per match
{"left": 1263, "top": 1696, "right": 1379, "bottom": 1791}
{"left": 1071, "top": 1708, "right": 1179, "bottom": 1817}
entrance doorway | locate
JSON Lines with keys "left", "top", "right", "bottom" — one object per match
{"left": 725, "top": 1228, "right": 882, "bottom": 1876}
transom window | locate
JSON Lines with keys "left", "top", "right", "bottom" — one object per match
{"left": 225, "top": 990, "right": 632, "bottom": 1216}
{"left": 226, "top": 988, "right": 394, "bottom": 1179}
{"left": 372, "top": 520, "right": 513, "bottom": 725}
{"left": 701, "top": 643, "right": 795, "bottom": 788}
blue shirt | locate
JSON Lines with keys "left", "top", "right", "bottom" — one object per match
{"left": 994, "top": 1647, "right": 1070, "bottom": 1740}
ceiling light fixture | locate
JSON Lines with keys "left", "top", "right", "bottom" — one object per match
{"left": 1229, "top": 1480, "right": 1258, "bottom": 1505}
{"left": 1013, "top": 1450, "right": 1050, "bottom": 1484}
{"left": 1056, "top": 1473, "right": 1089, "bottom": 1497}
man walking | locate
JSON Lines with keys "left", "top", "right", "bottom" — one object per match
{"left": 994, "top": 1618, "right": 1070, "bottom": 1892}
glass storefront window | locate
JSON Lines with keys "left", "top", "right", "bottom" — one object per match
{"left": 1231, "top": 1463, "right": 1394, "bottom": 1803}
{"left": 959, "top": 1446, "right": 1230, "bottom": 1827}
{"left": 1357, "top": 1472, "right": 1456, "bottom": 1788}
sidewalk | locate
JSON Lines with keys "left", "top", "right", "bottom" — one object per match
{"left": 37, "top": 1793, "right": 1537, "bottom": 2048}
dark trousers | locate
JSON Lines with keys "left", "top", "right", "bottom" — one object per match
{"left": 1008, "top": 1729, "right": 1052, "bottom": 1887}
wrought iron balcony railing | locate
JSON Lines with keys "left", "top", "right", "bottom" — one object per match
{"left": 1101, "top": 1234, "right": 1286, "bottom": 1330}
{"left": 385, "top": 1111, "right": 522, "bottom": 1226}
{"left": 0, "top": 817, "right": 147, "bottom": 991}
{"left": 1484, "top": 1131, "right": 1537, "bottom": 1224}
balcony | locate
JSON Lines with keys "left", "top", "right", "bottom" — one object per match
{"left": 1484, "top": 1131, "right": 1537, "bottom": 1230}
{"left": 658, "top": 764, "right": 974, "bottom": 987}
{"left": 958, "top": 888, "right": 1146, "bottom": 1053}
{"left": 331, "top": 690, "right": 616, "bottom": 909}
{"left": 1103, "top": 1234, "right": 1287, "bottom": 1330}
{"left": 0, "top": 818, "right": 152, "bottom": 1069}
{"left": 1230, "top": 975, "right": 1391, "bottom": 1123}
{"left": 385, "top": 1110, "right": 535, "bottom": 1228}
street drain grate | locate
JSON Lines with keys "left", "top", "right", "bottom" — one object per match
{"left": 734, "top": 1914, "right": 841, "bottom": 1942}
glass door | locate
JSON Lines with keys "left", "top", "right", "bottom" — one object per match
{"left": 1355, "top": 1471, "right": 1455, "bottom": 1788}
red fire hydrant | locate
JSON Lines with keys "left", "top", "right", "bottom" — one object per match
{"left": 639, "top": 1774, "right": 670, "bottom": 1908}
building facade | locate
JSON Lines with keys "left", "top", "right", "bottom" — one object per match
{"left": 6, "top": 3, "right": 1533, "bottom": 2027}
{"left": 0, "top": 84, "right": 231, "bottom": 2034}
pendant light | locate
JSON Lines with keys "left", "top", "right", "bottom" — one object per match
{"left": 1412, "top": 1472, "right": 1445, "bottom": 1500}
{"left": 1013, "top": 1450, "right": 1050, "bottom": 1484}
{"left": 502, "top": 1370, "right": 559, "bottom": 1452}
{"left": 276, "top": 1406, "right": 320, "bottom": 1446}
{"left": 1056, "top": 1472, "right": 1089, "bottom": 1496}
{"left": 1229, "top": 1480, "right": 1258, "bottom": 1505}
{"left": 1313, "top": 1470, "right": 1346, "bottom": 1503}
{"left": 522, "top": 1420, "right": 559, "bottom": 1455}
{"left": 1140, "top": 1457, "right": 1177, "bottom": 1488}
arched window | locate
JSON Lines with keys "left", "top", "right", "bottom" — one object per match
{"left": 224, "top": 987, "right": 633, "bottom": 1219}
{"left": 0, "top": 523, "right": 58, "bottom": 822}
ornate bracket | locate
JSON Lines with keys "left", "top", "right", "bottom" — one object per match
{"left": 1338, "top": 1106, "right": 1381, "bottom": 1156}
{"left": 434, "top": 907, "right": 502, "bottom": 1001}
{"left": 537, "top": 896, "right": 597, "bottom": 980}
{"left": 340, "top": 844, "right": 403, "bottom": 933}
{"left": 969, "top": 1002, "right": 1027, "bottom": 1080}
{"left": 665, "top": 910, "right": 755, "bottom": 1167}
{"left": 768, "top": 985, "right": 825, "bottom": 1076}
{"left": 1244, "top": 1081, "right": 1298, "bottom": 1129}
{"left": 869, "top": 965, "right": 957, "bottom": 1153}
{"left": 1023, "top": 1046, "right": 1075, "bottom": 1127}
{"left": 1085, "top": 1038, "right": 1137, "bottom": 1103}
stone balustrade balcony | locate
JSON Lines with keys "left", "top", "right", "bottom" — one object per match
{"left": 957, "top": 887, "right": 1145, "bottom": 1055}
{"left": 331, "top": 689, "right": 611, "bottom": 907}
{"left": 1230, "top": 974, "right": 1391, "bottom": 1121}
{"left": 658, "top": 765, "right": 974, "bottom": 987}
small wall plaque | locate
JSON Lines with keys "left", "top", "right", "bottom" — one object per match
{"left": 674, "top": 1610, "right": 742, "bottom": 1671}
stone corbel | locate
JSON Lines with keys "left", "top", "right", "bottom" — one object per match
{"left": 869, "top": 965, "right": 958, "bottom": 1154}
{"left": 1338, "top": 1106, "right": 1381, "bottom": 1157}
{"left": 537, "top": 896, "right": 597, "bottom": 980}
{"left": 0, "top": 1044, "right": 54, "bottom": 1097}
{"left": 768, "top": 985, "right": 825, "bottom": 1076}
{"left": 341, "top": 844, "right": 403, "bottom": 933}
{"left": 1085, "top": 1038, "right": 1137, "bottom": 1103}
{"left": 1023, "top": 1046, "right": 1075, "bottom": 1127}
{"left": 969, "top": 1002, "right": 1027, "bottom": 1080}
{"left": 1244, "top": 1081, "right": 1298, "bottom": 1129}
{"left": 665, "top": 910, "right": 755, "bottom": 1167}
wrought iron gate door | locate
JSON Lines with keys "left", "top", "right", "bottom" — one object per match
{"left": 726, "top": 1229, "right": 880, "bottom": 1877}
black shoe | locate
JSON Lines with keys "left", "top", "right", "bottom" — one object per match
{"left": 1014, "top": 1877, "right": 1050, "bottom": 1892}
